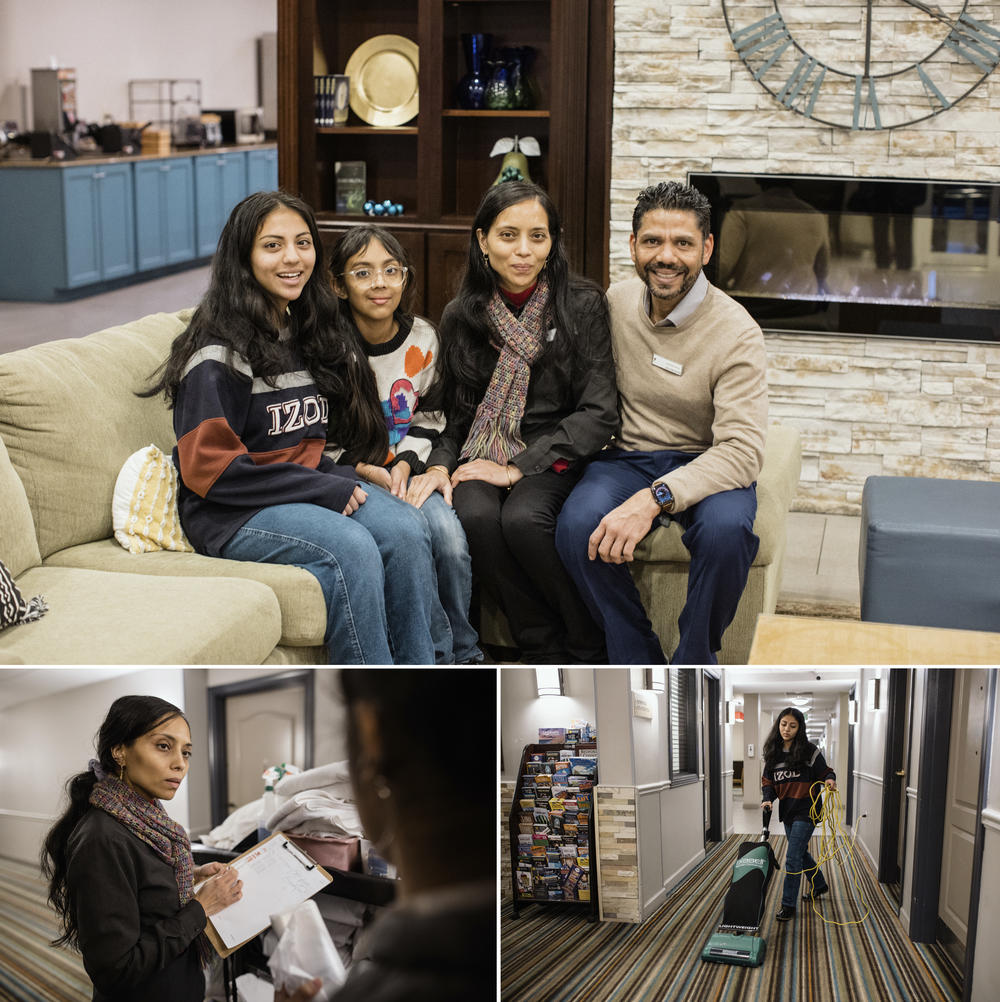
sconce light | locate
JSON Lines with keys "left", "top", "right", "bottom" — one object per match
{"left": 848, "top": 699, "right": 858, "bottom": 725}
{"left": 535, "top": 667, "right": 564, "bottom": 697}
{"left": 645, "top": 667, "right": 666, "bottom": 692}
{"left": 866, "top": 678, "right": 880, "bottom": 711}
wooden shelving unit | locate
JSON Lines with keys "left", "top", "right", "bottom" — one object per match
{"left": 277, "top": 0, "right": 612, "bottom": 320}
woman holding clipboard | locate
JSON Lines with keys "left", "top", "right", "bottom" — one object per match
{"left": 42, "top": 695, "right": 243, "bottom": 1002}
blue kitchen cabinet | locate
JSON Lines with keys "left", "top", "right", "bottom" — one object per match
{"left": 134, "top": 157, "right": 196, "bottom": 271}
{"left": 0, "top": 162, "right": 135, "bottom": 300}
{"left": 246, "top": 147, "right": 279, "bottom": 194}
{"left": 63, "top": 163, "right": 136, "bottom": 287}
{"left": 194, "top": 151, "right": 247, "bottom": 257}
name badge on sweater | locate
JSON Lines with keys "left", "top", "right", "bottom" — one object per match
{"left": 652, "top": 353, "right": 683, "bottom": 376}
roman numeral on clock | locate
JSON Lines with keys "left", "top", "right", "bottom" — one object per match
{"left": 945, "top": 13, "right": 1000, "bottom": 73}
{"left": 730, "top": 13, "right": 794, "bottom": 80}
{"left": 916, "top": 64, "right": 951, "bottom": 111}
{"left": 777, "top": 56, "right": 826, "bottom": 115}
{"left": 853, "top": 75, "right": 882, "bottom": 130}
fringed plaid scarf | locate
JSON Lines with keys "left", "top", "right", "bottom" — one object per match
{"left": 90, "top": 776, "right": 212, "bottom": 962}
{"left": 459, "top": 274, "right": 551, "bottom": 465}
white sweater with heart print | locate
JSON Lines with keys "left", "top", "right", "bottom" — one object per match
{"left": 329, "top": 313, "right": 445, "bottom": 474}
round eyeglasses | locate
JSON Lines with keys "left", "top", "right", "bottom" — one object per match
{"left": 340, "top": 265, "right": 408, "bottom": 286}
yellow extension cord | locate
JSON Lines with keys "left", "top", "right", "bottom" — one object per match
{"left": 780, "top": 781, "right": 871, "bottom": 926}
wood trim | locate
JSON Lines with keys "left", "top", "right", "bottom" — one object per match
{"left": 586, "top": 0, "right": 614, "bottom": 286}
{"left": 549, "top": 0, "right": 591, "bottom": 273}
{"left": 277, "top": 0, "right": 316, "bottom": 203}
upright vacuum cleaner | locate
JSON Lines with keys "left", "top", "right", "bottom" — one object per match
{"left": 701, "top": 806, "right": 779, "bottom": 967}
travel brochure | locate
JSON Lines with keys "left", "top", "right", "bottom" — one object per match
{"left": 514, "top": 745, "right": 597, "bottom": 903}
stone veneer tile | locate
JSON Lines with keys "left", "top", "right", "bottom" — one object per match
{"left": 595, "top": 785, "right": 641, "bottom": 924}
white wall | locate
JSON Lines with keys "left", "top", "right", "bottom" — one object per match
{"left": 854, "top": 667, "right": 890, "bottom": 867}
{"left": 0, "top": 1, "right": 275, "bottom": 127}
{"left": 500, "top": 667, "right": 597, "bottom": 781}
{"left": 0, "top": 668, "right": 189, "bottom": 864}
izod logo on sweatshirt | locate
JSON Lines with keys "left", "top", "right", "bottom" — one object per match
{"left": 265, "top": 395, "right": 329, "bottom": 435}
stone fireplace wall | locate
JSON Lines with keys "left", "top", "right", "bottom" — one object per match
{"left": 611, "top": 1, "right": 1000, "bottom": 512}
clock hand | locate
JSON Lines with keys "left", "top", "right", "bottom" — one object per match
{"left": 895, "top": 0, "right": 958, "bottom": 27}
{"left": 864, "top": 0, "right": 874, "bottom": 77}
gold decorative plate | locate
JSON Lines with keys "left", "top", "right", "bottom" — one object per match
{"left": 344, "top": 34, "right": 419, "bottom": 127}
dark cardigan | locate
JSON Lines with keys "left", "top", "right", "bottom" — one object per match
{"left": 66, "top": 808, "right": 206, "bottom": 1002}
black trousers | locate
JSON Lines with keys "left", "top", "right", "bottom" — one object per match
{"left": 452, "top": 468, "right": 607, "bottom": 662}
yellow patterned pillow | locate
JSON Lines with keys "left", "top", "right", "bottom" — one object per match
{"left": 112, "top": 445, "right": 195, "bottom": 554}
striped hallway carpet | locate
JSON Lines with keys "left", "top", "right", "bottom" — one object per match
{"left": 0, "top": 856, "right": 90, "bottom": 1002}
{"left": 501, "top": 833, "right": 962, "bottom": 1002}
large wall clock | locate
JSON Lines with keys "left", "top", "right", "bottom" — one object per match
{"left": 722, "top": 1, "right": 1000, "bottom": 129}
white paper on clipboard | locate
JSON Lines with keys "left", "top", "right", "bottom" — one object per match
{"left": 201, "top": 832, "right": 332, "bottom": 951}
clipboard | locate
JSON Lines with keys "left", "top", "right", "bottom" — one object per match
{"left": 200, "top": 831, "right": 333, "bottom": 958}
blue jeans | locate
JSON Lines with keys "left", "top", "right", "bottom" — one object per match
{"left": 220, "top": 487, "right": 441, "bottom": 664}
{"left": 782, "top": 820, "right": 828, "bottom": 908}
{"left": 555, "top": 448, "right": 759, "bottom": 664}
{"left": 414, "top": 490, "right": 481, "bottom": 664}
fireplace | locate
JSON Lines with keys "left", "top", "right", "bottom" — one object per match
{"left": 688, "top": 172, "right": 1000, "bottom": 343}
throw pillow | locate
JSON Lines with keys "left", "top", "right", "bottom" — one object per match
{"left": 112, "top": 445, "right": 195, "bottom": 555}
{"left": 0, "top": 557, "right": 47, "bottom": 631}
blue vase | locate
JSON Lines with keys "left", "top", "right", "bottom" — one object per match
{"left": 457, "top": 33, "right": 491, "bottom": 109}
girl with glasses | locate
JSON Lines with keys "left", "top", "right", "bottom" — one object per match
{"left": 330, "top": 225, "right": 481, "bottom": 664}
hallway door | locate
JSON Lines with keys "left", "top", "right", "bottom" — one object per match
{"left": 225, "top": 686, "right": 307, "bottom": 811}
{"left": 879, "top": 668, "right": 911, "bottom": 908}
{"left": 703, "top": 671, "right": 722, "bottom": 845}
{"left": 938, "top": 668, "right": 988, "bottom": 966}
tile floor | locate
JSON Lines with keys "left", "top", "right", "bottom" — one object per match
{"left": 0, "top": 265, "right": 863, "bottom": 610}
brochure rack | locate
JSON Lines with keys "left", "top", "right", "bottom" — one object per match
{"left": 508, "top": 741, "right": 598, "bottom": 921}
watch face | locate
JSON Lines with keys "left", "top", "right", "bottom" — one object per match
{"left": 652, "top": 482, "right": 673, "bottom": 506}
{"left": 723, "top": 0, "right": 1000, "bottom": 130}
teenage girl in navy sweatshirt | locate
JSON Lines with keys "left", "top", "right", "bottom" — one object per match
{"left": 144, "top": 190, "right": 444, "bottom": 664}
{"left": 761, "top": 706, "right": 837, "bottom": 920}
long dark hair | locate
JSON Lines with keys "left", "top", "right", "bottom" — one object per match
{"left": 328, "top": 225, "right": 443, "bottom": 463}
{"left": 438, "top": 181, "right": 611, "bottom": 431}
{"left": 41, "top": 696, "right": 187, "bottom": 950}
{"left": 141, "top": 190, "right": 382, "bottom": 462}
{"left": 762, "top": 706, "right": 811, "bottom": 768}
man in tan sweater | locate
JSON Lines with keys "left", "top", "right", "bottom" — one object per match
{"left": 555, "top": 181, "right": 768, "bottom": 663}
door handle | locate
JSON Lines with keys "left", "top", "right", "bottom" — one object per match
{"left": 895, "top": 770, "right": 904, "bottom": 776}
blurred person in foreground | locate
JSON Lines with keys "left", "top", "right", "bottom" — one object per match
{"left": 277, "top": 667, "right": 496, "bottom": 1002}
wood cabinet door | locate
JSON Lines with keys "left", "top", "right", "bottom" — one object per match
{"left": 425, "top": 231, "right": 469, "bottom": 324}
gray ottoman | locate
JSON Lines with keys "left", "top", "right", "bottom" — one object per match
{"left": 859, "top": 476, "right": 1000, "bottom": 632}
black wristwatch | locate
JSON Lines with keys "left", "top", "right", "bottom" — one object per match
{"left": 650, "top": 480, "right": 674, "bottom": 513}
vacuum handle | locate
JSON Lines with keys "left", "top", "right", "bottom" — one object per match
{"left": 762, "top": 804, "right": 772, "bottom": 834}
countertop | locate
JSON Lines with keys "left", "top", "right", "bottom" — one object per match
{"left": 0, "top": 142, "right": 277, "bottom": 169}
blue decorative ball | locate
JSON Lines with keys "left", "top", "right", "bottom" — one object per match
{"left": 373, "top": 203, "right": 385, "bottom": 215}
{"left": 363, "top": 200, "right": 374, "bottom": 213}
{"left": 394, "top": 203, "right": 404, "bottom": 215}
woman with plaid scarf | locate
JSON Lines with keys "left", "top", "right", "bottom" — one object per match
{"left": 423, "top": 182, "right": 619, "bottom": 663}
{"left": 42, "top": 696, "right": 242, "bottom": 1001}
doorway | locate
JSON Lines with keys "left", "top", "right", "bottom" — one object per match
{"left": 879, "top": 668, "right": 911, "bottom": 909}
{"left": 938, "top": 669, "right": 988, "bottom": 971}
{"left": 208, "top": 670, "right": 315, "bottom": 827}
{"left": 703, "top": 670, "right": 722, "bottom": 846}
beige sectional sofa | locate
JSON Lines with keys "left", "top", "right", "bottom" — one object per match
{"left": 0, "top": 311, "right": 326, "bottom": 665}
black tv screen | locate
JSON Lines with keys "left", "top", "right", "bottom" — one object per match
{"left": 688, "top": 172, "right": 1000, "bottom": 342}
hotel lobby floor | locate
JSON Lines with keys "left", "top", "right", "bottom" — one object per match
{"left": 0, "top": 265, "right": 863, "bottom": 615}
